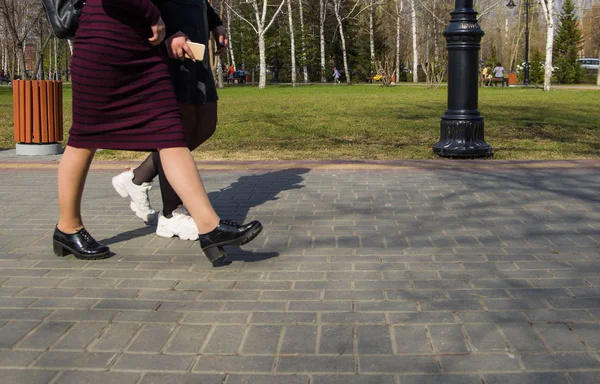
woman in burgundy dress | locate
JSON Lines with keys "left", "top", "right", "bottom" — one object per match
{"left": 53, "top": 0, "right": 262, "bottom": 266}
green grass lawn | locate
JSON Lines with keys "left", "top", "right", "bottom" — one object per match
{"left": 1, "top": 84, "right": 598, "bottom": 160}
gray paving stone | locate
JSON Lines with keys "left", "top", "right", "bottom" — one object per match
{"left": 568, "top": 371, "right": 600, "bottom": 384}
{"left": 54, "top": 371, "right": 140, "bottom": 384}
{"left": 54, "top": 322, "right": 107, "bottom": 350}
{"left": 420, "top": 300, "right": 483, "bottom": 312}
{"left": 34, "top": 351, "right": 116, "bottom": 369}
{"left": 183, "top": 312, "right": 248, "bottom": 324}
{"left": 536, "top": 324, "right": 587, "bottom": 352}
{"left": 483, "top": 373, "right": 569, "bottom": 384}
{"left": 165, "top": 325, "right": 212, "bottom": 354}
{"left": 520, "top": 353, "right": 600, "bottom": 371}
{"left": 393, "top": 325, "right": 431, "bottom": 354}
{"left": 499, "top": 323, "right": 548, "bottom": 352}
{"left": 388, "top": 312, "right": 456, "bottom": 324}
{"left": 94, "top": 299, "right": 159, "bottom": 311}
{"left": 127, "top": 324, "right": 175, "bottom": 353}
{"left": 17, "top": 322, "right": 74, "bottom": 350}
{"left": 570, "top": 324, "right": 600, "bottom": 350}
{"left": 0, "top": 350, "right": 42, "bottom": 367}
{"left": 397, "top": 375, "right": 481, "bottom": 384}
{"left": 242, "top": 325, "right": 283, "bottom": 354}
{"left": 113, "top": 354, "right": 195, "bottom": 372}
{"left": 49, "top": 309, "right": 117, "bottom": 322}
{"left": 463, "top": 324, "right": 508, "bottom": 352}
{"left": 0, "top": 321, "right": 40, "bottom": 348}
{"left": 319, "top": 325, "right": 354, "bottom": 355}
{"left": 280, "top": 325, "right": 317, "bottom": 354}
{"left": 0, "top": 370, "right": 58, "bottom": 384}
{"left": 428, "top": 325, "right": 470, "bottom": 353}
{"left": 440, "top": 354, "right": 521, "bottom": 372}
{"left": 202, "top": 325, "right": 245, "bottom": 354}
{"left": 312, "top": 376, "right": 393, "bottom": 384}
{"left": 357, "top": 326, "right": 393, "bottom": 354}
{"left": 193, "top": 356, "right": 274, "bottom": 373}
{"left": 250, "top": 312, "right": 316, "bottom": 324}
{"left": 321, "top": 312, "right": 387, "bottom": 324}
{"left": 89, "top": 322, "right": 140, "bottom": 351}
{"left": 360, "top": 356, "right": 439, "bottom": 374}
{"left": 228, "top": 375, "right": 309, "bottom": 384}
{"left": 277, "top": 356, "right": 355, "bottom": 373}
{"left": 140, "top": 373, "right": 225, "bottom": 384}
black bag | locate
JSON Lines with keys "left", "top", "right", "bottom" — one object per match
{"left": 41, "top": 0, "right": 85, "bottom": 39}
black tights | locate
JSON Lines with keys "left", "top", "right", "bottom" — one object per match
{"left": 133, "top": 102, "right": 217, "bottom": 217}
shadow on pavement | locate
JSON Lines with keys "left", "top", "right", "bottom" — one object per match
{"left": 105, "top": 168, "right": 310, "bottom": 263}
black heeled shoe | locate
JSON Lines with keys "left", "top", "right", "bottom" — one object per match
{"left": 199, "top": 220, "right": 263, "bottom": 267}
{"left": 53, "top": 226, "right": 111, "bottom": 260}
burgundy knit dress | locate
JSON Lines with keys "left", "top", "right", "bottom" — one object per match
{"left": 67, "top": 0, "right": 187, "bottom": 150}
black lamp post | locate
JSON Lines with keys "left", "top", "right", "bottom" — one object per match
{"left": 433, "top": 0, "right": 493, "bottom": 158}
{"left": 507, "top": 0, "right": 530, "bottom": 85}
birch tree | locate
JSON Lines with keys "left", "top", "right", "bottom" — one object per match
{"left": 298, "top": 0, "right": 308, "bottom": 82}
{"left": 319, "top": 0, "right": 328, "bottom": 82}
{"left": 226, "top": 0, "right": 286, "bottom": 88}
{"left": 368, "top": 0, "right": 375, "bottom": 72}
{"left": 287, "top": 0, "right": 297, "bottom": 86}
{"left": 332, "top": 0, "right": 350, "bottom": 82}
{"left": 409, "top": 0, "right": 418, "bottom": 82}
{"left": 332, "top": 0, "right": 370, "bottom": 83}
{"left": 540, "top": 0, "right": 556, "bottom": 91}
{"left": 213, "top": 0, "right": 225, "bottom": 88}
{"left": 393, "top": 0, "right": 404, "bottom": 81}
{"left": 226, "top": 3, "right": 237, "bottom": 71}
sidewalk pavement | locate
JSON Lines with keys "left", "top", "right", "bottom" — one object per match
{"left": 0, "top": 157, "right": 599, "bottom": 384}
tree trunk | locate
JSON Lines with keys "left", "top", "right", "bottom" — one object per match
{"left": 54, "top": 37, "right": 58, "bottom": 79}
{"left": 32, "top": 34, "right": 52, "bottom": 81}
{"left": 258, "top": 31, "right": 267, "bottom": 89}
{"left": 287, "top": 0, "right": 297, "bottom": 87}
{"left": 541, "top": 0, "right": 554, "bottom": 92}
{"left": 369, "top": 0, "right": 375, "bottom": 73}
{"left": 298, "top": 0, "right": 308, "bottom": 83}
{"left": 597, "top": 50, "right": 600, "bottom": 86}
{"left": 214, "top": 0, "right": 224, "bottom": 88}
{"left": 18, "top": 42, "right": 27, "bottom": 79}
{"left": 319, "top": 0, "right": 327, "bottom": 82}
{"left": 334, "top": 0, "right": 350, "bottom": 83}
{"left": 226, "top": 6, "right": 236, "bottom": 71}
{"left": 410, "top": 0, "right": 418, "bottom": 83}
{"left": 395, "top": 0, "right": 403, "bottom": 82}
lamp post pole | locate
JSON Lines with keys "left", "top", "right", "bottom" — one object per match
{"left": 432, "top": 0, "right": 493, "bottom": 158}
{"left": 507, "top": 0, "right": 530, "bottom": 85}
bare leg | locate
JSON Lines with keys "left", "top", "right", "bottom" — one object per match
{"left": 158, "top": 102, "right": 217, "bottom": 217}
{"left": 158, "top": 147, "right": 220, "bottom": 234}
{"left": 57, "top": 146, "right": 96, "bottom": 233}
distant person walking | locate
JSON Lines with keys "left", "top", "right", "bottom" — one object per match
{"left": 228, "top": 64, "right": 234, "bottom": 83}
{"left": 333, "top": 67, "right": 341, "bottom": 84}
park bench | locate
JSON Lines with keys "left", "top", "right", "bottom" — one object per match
{"left": 481, "top": 77, "right": 508, "bottom": 87}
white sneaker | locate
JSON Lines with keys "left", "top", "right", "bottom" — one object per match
{"left": 112, "top": 170, "right": 157, "bottom": 223}
{"left": 156, "top": 208, "right": 199, "bottom": 240}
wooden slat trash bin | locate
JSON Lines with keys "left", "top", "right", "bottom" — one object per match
{"left": 13, "top": 80, "right": 64, "bottom": 156}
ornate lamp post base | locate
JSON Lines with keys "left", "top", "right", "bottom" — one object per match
{"left": 433, "top": 0, "right": 493, "bottom": 159}
{"left": 433, "top": 117, "right": 493, "bottom": 158}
